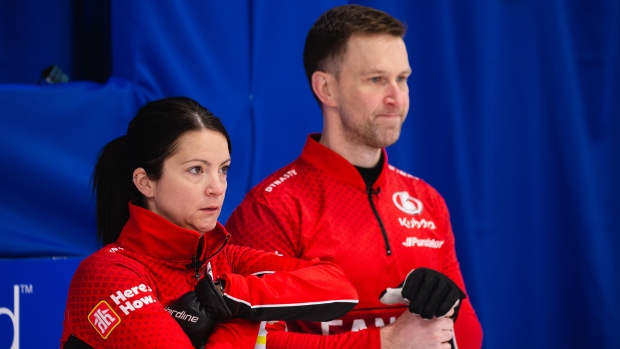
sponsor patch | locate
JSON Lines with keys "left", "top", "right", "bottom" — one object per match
{"left": 402, "top": 237, "right": 444, "bottom": 248}
{"left": 398, "top": 217, "right": 436, "bottom": 230}
{"left": 88, "top": 301, "right": 121, "bottom": 339}
{"left": 264, "top": 169, "right": 297, "bottom": 192}
{"left": 109, "top": 284, "right": 157, "bottom": 315}
{"left": 392, "top": 191, "right": 423, "bottom": 215}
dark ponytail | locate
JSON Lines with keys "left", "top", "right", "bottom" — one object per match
{"left": 92, "top": 135, "right": 134, "bottom": 245}
{"left": 91, "top": 96, "right": 232, "bottom": 246}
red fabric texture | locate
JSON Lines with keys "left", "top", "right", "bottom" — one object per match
{"left": 61, "top": 203, "right": 357, "bottom": 348}
{"left": 226, "top": 134, "right": 483, "bottom": 349}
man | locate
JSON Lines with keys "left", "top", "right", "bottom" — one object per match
{"left": 226, "top": 4, "right": 483, "bottom": 349}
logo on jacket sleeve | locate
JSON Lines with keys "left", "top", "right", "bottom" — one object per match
{"left": 392, "top": 191, "right": 423, "bottom": 215}
{"left": 88, "top": 301, "right": 121, "bottom": 339}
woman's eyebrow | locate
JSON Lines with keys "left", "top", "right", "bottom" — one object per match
{"left": 181, "top": 159, "right": 211, "bottom": 166}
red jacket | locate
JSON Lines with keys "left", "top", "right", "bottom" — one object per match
{"left": 61, "top": 203, "right": 358, "bottom": 348}
{"left": 226, "top": 134, "right": 483, "bottom": 349}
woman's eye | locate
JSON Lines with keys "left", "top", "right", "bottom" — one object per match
{"left": 370, "top": 77, "right": 382, "bottom": 83}
{"left": 188, "top": 166, "right": 203, "bottom": 175}
{"left": 219, "top": 166, "right": 229, "bottom": 175}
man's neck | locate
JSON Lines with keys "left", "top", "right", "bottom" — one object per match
{"left": 319, "top": 130, "right": 382, "bottom": 168}
{"left": 355, "top": 152, "right": 384, "bottom": 187}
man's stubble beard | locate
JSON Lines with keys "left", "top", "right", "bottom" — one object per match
{"left": 339, "top": 106, "right": 405, "bottom": 149}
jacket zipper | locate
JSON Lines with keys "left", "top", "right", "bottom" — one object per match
{"left": 366, "top": 186, "right": 392, "bottom": 256}
{"left": 187, "top": 233, "right": 231, "bottom": 279}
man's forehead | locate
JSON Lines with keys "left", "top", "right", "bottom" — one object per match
{"left": 340, "top": 35, "right": 409, "bottom": 71}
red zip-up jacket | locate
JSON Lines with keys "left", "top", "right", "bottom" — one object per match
{"left": 60, "top": 203, "right": 358, "bottom": 348}
{"left": 226, "top": 134, "right": 483, "bottom": 349}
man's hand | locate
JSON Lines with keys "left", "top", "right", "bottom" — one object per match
{"left": 380, "top": 310, "right": 454, "bottom": 349}
{"left": 166, "top": 291, "right": 216, "bottom": 349}
{"left": 380, "top": 268, "right": 466, "bottom": 319}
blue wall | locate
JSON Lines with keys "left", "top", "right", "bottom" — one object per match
{"left": 1, "top": 1, "right": 619, "bottom": 348}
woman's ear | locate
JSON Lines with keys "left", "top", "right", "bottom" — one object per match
{"left": 311, "top": 71, "right": 338, "bottom": 108}
{"left": 132, "top": 168, "right": 153, "bottom": 198}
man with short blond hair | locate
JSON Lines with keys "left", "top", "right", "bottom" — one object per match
{"left": 227, "top": 4, "right": 483, "bottom": 349}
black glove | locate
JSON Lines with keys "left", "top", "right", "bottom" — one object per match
{"left": 194, "top": 274, "right": 233, "bottom": 320}
{"left": 166, "top": 291, "right": 216, "bottom": 349}
{"left": 379, "top": 268, "right": 466, "bottom": 320}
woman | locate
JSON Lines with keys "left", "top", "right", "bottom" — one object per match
{"left": 60, "top": 97, "right": 358, "bottom": 348}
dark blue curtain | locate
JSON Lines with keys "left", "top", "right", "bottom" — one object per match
{"left": 1, "top": 1, "right": 618, "bottom": 348}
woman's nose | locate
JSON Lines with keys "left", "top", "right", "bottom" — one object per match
{"left": 205, "top": 178, "right": 225, "bottom": 196}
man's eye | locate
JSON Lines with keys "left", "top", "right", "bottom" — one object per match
{"left": 370, "top": 77, "right": 382, "bottom": 83}
{"left": 188, "top": 166, "right": 203, "bottom": 174}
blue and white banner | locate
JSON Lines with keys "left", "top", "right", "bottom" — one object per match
{"left": 0, "top": 258, "right": 82, "bottom": 348}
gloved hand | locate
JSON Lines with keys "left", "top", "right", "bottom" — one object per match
{"left": 379, "top": 268, "right": 466, "bottom": 320}
{"left": 194, "top": 274, "right": 233, "bottom": 320}
{"left": 165, "top": 291, "right": 216, "bottom": 349}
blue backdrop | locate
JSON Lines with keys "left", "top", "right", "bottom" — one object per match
{"left": 1, "top": 1, "right": 619, "bottom": 348}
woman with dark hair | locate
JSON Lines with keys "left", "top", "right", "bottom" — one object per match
{"left": 60, "top": 96, "right": 358, "bottom": 348}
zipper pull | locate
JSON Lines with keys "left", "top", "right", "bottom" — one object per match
{"left": 367, "top": 186, "right": 381, "bottom": 196}
{"left": 186, "top": 256, "right": 202, "bottom": 279}
{"left": 193, "top": 256, "right": 201, "bottom": 279}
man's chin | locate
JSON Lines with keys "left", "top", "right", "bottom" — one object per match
{"left": 374, "top": 132, "right": 401, "bottom": 148}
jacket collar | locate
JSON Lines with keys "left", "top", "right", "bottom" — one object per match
{"left": 299, "top": 133, "right": 389, "bottom": 189}
{"left": 117, "top": 203, "right": 229, "bottom": 263}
